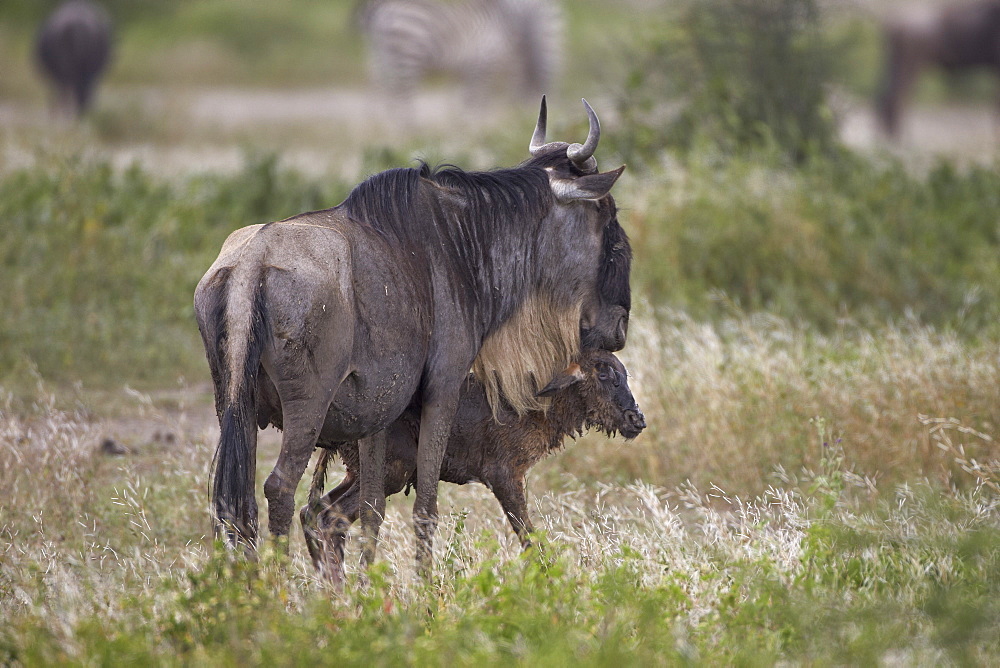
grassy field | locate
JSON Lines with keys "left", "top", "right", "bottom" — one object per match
{"left": 3, "top": 388, "right": 999, "bottom": 664}
{"left": 3, "top": 0, "right": 1000, "bottom": 664}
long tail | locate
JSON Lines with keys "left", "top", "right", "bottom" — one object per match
{"left": 210, "top": 268, "right": 269, "bottom": 548}
{"left": 308, "top": 448, "right": 334, "bottom": 507}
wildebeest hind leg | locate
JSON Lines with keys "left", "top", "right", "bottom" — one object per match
{"left": 264, "top": 399, "right": 329, "bottom": 550}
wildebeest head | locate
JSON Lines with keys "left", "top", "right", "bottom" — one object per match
{"left": 471, "top": 98, "right": 630, "bottom": 415}
{"left": 525, "top": 97, "right": 631, "bottom": 352}
{"left": 537, "top": 349, "right": 645, "bottom": 440}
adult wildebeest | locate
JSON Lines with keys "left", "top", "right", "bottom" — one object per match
{"left": 877, "top": 0, "right": 1000, "bottom": 137}
{"left": 35, "top": 0, "right": 113, "bottom": 118}
{"left": 300, "top": 348, "right": 645, "bottom": 585}
{"left": 194, "top": 98, "right": 629, "bottom": 576}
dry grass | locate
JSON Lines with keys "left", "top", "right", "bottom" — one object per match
{"left": 3, "top": 375, "right": 999, "bottom": 663}
{"left": 2, "top": 377, "right": 998, "bottom": 664}
{"left": 538, "top": 304, "right": 1000, "bottom": 495}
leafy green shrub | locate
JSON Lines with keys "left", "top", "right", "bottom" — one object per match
{"left": 614, "top": 0, "right": 839, "bottom": 164}
{"left": 628, "top": 152, "right": 1000, "bottom": 332}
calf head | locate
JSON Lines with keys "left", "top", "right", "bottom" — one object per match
{"left": 538, "top": 349, "right": 645, "bottom": 440}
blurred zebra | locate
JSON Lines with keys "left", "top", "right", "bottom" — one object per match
{"left": 358, "top": 0, "right": 563, "bottom": 105}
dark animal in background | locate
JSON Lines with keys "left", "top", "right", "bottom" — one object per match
{"left": 300, "top": 349, "right": 646, "bottom": 585}
{"left": 35, "top": 0, "right": 113, "bottom": 118}
{"left": 358, "top": 0, "right": 563, "bottom": 107}
{"left": 877, "top": 0, "right": 1000, "bottom": 137}
{"left": 194, "top": 98, "right": 629, "bottom": 577}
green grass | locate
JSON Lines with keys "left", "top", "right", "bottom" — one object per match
{"left": 1, "top": 0, "right": 365, "bottom": 89}
{"left": 0, "top": 0, "right": 652, "bottom": 94}
{"left": 2, "top": 146, "right": 999, "bottom": 661}
{"left": 621, "top": 150, "right": 1000, "bottom": 332}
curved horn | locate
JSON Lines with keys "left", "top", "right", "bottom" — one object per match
{"left": 529, "top": 95, "right": 548, "bottom": 155}
{"left": 567, "top": 98, "right": 600, "bottom": 166}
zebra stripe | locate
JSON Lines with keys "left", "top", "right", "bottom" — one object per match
{"left": 359, "top": 0, "right": 563, "bottom": 102}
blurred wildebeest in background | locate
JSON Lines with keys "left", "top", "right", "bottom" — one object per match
{"left": 358, "top": 0, "right": 563, "bottom": 108}
{"left": 877, "top": 0, "right": 1000, "bottom": 137}
{"left": 300, "top": 348, "right": 645, "bottom": 585}
{"left": 35, "top": 0, "right": 113, "bottom": 118}
{"left": 194, "top": 98, "right": 629, "bottom": 577}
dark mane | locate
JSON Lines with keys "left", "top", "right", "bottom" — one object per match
{"left": 340, "top": 162, "right": 553, "bottom": 245}
{"left": 339, "top": 167, "right": 423, "bottom": 240}
{"left": 339, "top": 162, "right": 557, "bottom": 332}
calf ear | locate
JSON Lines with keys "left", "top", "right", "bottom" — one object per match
{"left": 536, "top": 363, "right": 587, "bottom": 397}
{"left": 551, "top": 165, "right": 625, "bottom": 201}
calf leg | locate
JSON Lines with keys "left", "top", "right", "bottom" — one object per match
{"left": 492, "top": 477, "right": 535, "bottom": 549}
{"left": 300, "top": 453, "right": 354, "bottom": 575}
{"left": 301, "top": 472, "right": 361, "bottom": 588}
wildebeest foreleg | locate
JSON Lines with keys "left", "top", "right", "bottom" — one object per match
{"left": 412, "top": 391, "right": 461, "bottom": 579}
{"left": 492, "top": 477, "right": 534, "bottom": 549}
{"left": 358, "top": 429, "right": 387, "bottom": 568}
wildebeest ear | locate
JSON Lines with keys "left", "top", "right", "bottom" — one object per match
{"left": 551, "top": 165, "right": 626, "bottom": 201}
{"left": 536, "top": 363, "right": 587, "bottom": 397}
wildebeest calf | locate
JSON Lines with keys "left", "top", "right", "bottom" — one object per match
{"left": 300, "top": 348, "right": 645, "bottom": 583}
